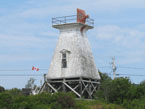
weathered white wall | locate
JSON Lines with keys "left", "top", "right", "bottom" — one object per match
{"left": 46, "top": 23, "right": 100, "bottom": 80}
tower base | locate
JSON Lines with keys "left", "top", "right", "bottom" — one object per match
{"left": 38, "top": 77, "right": 100, "bottom": 99}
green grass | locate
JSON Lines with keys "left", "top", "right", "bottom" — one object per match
{"left": 76, "top": 99, "right": 124, "bottom": 109}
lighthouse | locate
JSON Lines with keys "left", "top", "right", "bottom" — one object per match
{"left": 40, "top": 9, "right": 101, "bottom": 99}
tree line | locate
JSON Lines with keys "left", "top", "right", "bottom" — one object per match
{"left": 1, "top": 72, "right": 145, "bottom": 109}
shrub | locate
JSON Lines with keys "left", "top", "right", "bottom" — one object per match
{"left": 32, "top": 104, "right": 51, "bottom": 109}
{"left": 28, "top": 92, "right": 52, "bottom": 105}
{"left": 9, "top": 88, "right": 22, "bottom": 97}
{"left": 11, "top": 95, "right": 28, "bottom": 108}
{"left": 51, "top": 92, "right": 76, "bottom": 109}
{"left": 122, "top": 97, "right": 145, "bottom": 109}
{"left": 19, "top": 101, "right": 31, "bottom": 109}
{"left": 0, "top": 92, "right": 12, "bottom": 108}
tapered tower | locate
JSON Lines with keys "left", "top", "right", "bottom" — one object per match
{"left": 40, "top": 9, "right": 101, "bottom": 99}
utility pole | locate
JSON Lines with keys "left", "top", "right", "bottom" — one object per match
{"left": 111, "top": 56, "right": 117, "bottom": 80}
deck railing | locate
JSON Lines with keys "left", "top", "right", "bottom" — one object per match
{"left": 52, "top": 15, "right": 94, "bottom": 27}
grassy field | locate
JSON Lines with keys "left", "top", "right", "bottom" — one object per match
{"left": 76, "top": 99, "right": 124, "bottom": 109}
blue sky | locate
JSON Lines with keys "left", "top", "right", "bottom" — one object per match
{"left": 0, "top": 0, "right": 145, "bottom": 89}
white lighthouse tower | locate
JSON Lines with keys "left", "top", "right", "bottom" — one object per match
{"left": 40, "top": 9, "right": 100, "bottom": 99}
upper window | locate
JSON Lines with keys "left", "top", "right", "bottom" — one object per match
{"left": 60, "top": 49, "right": 71, "bottom": 68}
{"left": 62, "top": 53, "right": 67, "bottom": 68}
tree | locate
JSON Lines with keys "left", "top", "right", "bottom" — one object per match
{"left": 126, "top": 83, "right": 138, "bottom": 100}
{"left": 135, "top": 80, "right": 145, "bottom": 98}
{"left": 99, "top": 71, "right": 112, "bottom": 82}
{"left": 0, "top": 86, "right": 5, "bottom": 92}
{"left": 96, "top": 73, "right": 133, "bottom": 104}
{"left": 96, "top": 72, "right": 112, "bottom": 101}
{"left": 25, "top": 78, "right": 36, "bottom": 88}
{"left": 108, "top": 77, "right": 132, "bottom": 104}
{"left": 140, "top": 80, "right": 145, "bottom": 84}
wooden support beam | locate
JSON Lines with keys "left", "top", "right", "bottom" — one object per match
{"left": 63, "top": 82, "right": 81, "bottom": 98}
{"left": 73, "top": 84, "right": 79, "bottom": 90}
{"left": 37, "top": 78, "right": 100, "bottom": 99}
{"left": 46, "top": 83, "right": 57, "bottom": 92}
{"left": 38, "top": 81, "right": 46, "bottom": 93}
{"left": 57, "top": 85, "right": 62, "bottom": 91}
{"left": 82, "top": 81, "right": 92, "bottom": 98}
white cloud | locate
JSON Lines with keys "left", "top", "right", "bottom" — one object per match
{"left": 0, "top": 33, "right": 57, "bottom": 63}
{"left": 20, "top": 7, "right": 50, "bottom": 18}
{"left": 94, "top": 0, "right": 145, "bottom": 9}
{"left": 40, "top": 31, "right": 58, "bottom": 37}
{"left": 0, "top": 34, "right": 56, "bottom": 49}
{"left": 95, "top": 25, "right": 145, "bottom": 48}
{"left": 88, "top": 24, "right": 145, "bottom": 65}
{"left": 21, "top": 0, "right": 145, "bottom": 18}
{"left": 0, "top": 54, "right": 46, "bottom": 62}
{"left": 136, "top": 24, "right": 145, "bottom": 31}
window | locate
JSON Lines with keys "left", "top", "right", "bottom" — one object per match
{"left": 62, "top": 53, "right": 67, "bottom": 68}
{"left": 60, "top": 49, "right": 70, "bottom": 68}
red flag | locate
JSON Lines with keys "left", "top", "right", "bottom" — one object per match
{"left": 77, "top": 8, "right": 89, "bottom": 24}
{"left": 32, "top": 66, "right": 34, "bottom": 70}
{"left": 32, "top": 66, "right": 39, "bottom": 71}
{"left": 36, "top": 68, "right": 39, "bottom": 71}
